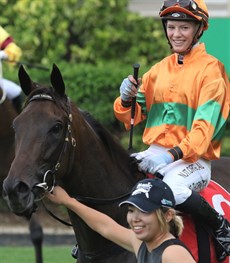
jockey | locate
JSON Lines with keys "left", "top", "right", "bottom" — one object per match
{"left": 0, "top": 26, "right": 22, "bottom": 113}
{"left": 114, "top": 0, "right": 230, "bottom": 261}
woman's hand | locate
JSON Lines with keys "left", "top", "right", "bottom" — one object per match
{"left": 46, "top": 186, "right": 71, "bottom": 206}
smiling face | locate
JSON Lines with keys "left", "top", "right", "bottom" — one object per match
{"left": 166, "top": 20, "right": 200, "bottom": 54}
{"left": 127, "top": 205, "right": 173, "bottom": 249}
{"left": 127, "top": 206, "right": 159, "bottom": 242}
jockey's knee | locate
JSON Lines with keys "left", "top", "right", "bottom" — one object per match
{"left": 169, "top": 184, "right": 192, "bottom": 205}
{"left": 1, "top": 78, "right": 21, "bottom": 100}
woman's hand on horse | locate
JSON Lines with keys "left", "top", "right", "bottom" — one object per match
{"left": 46, "top": 186, "right": 71, "bottom": 206}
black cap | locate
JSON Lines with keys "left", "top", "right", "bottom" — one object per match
{"left": 119, "top": 178, "right": 175, "bottom": 213}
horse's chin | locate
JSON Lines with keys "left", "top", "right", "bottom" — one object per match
{"left": 14, "top": 203, "right": 38, "bottom": 219}
{"left": 4, "top": 196, "right": 38, "bottom": 219}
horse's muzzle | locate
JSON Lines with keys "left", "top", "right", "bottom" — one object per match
{"left": 2, "top": 179, "right": 37, "bottom": 218}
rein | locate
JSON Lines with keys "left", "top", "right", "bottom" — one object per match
{"left": 40, "top": 191, "right": 132, "bottom": 228}
{"left": 75, "top": 191, "right": 131, "bottom": 205}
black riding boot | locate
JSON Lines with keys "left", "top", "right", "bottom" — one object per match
{"left": 176, "top": 191, "right": 230, "bottom": 262}
{"left": 12, "top": 95, "right": 22, "bottom": 113}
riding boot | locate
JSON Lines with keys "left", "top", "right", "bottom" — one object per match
{"left": 12, "top": 95, "right": 22, "bottom": 113}
{"left": 176, "top": 191, "right": 230, "bottom": 262}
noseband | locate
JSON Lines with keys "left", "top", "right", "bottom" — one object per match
{"left": 27, "top": 93, "right": 76, "bottom": 195}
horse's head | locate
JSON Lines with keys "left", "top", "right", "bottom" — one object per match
{"left": 2, "top": 64, "right": 76, "bottom": 218}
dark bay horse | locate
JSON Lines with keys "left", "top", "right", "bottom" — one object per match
{"left": 0, "top": 87, "right": 43, "bottom": 263}
{"left": 0, "top": 87, "right": 17, "bottom": 179}
{"left": 2, "top": 65, "right": 230, "bottom": 263}
{"left": 211, "top": 157, "right": 230, "bottom": 192}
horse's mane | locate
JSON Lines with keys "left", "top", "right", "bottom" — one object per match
{"left": 80, "top": 109, "right": 128, "bottom": 157}
{"left": 79, "top": 108, "right": 139, "bottom": 174}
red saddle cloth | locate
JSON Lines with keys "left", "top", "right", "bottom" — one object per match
{"left": 180, "top": 180, "right": 230, "bottom": 263}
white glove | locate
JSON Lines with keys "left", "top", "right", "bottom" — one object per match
{"left": 120, "top": 78, "right": 138, "bottom": 101}
{"left": 0, "top": 50, "right": 8, "bottom": 60}
{"left": 131, "top": 149, "right": 152, "bottom": 160}
{"left": 138, "top": 152, "right": 173, "bottom": 174}
{"left": 131, "top": 151, "right": 173, "bottom": 174}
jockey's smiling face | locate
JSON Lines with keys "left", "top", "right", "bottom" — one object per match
{"left": 166, "top": 20, "right": 200, "bottom": 54}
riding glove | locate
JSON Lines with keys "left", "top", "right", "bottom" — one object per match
{"left": 120, "top": 78, "right": 138, "bottom": 102}
{"left": 132, "top": 151, "right": 174, "bottom": 174}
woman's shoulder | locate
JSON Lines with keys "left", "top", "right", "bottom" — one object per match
{"left": 162, "top": 239, "right": 195, "bottom": 262}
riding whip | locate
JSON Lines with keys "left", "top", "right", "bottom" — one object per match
{"left": 128, "top": 63, "right": 140, "bottom": 151}
{"left": 5, "top": 60, "right": 49, "bottom": 71}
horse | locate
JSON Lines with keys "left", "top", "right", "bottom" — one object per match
{"left": 211, "top": 157, "right": 230, "bottom": 192}
{"left": 2, "top": 64, "right": 230, "bottom": 263}
{"left": 0, "top": 86, "right": 44, "bottom": 263}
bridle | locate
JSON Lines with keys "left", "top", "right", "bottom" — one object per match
{"left": 26, "top": 93, "right": 76, "bottom": 195}
{"left": 27, "top": 93, "right": 132, "bottom": 211}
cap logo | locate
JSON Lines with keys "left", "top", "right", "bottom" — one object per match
{"left": 132, "top": 182, "right": 152, "bottom": 199}
{"left": 161, "top": 198, "right": 173, "bottom": 207}
{"left": 172, "top": 12, "right": 181, "bottom": 17}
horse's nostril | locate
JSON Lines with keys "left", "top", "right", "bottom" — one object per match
{"left": 15, "top": 181, "right": 30, "bottom": 194}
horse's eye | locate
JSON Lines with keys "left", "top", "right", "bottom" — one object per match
{"left": 51, "top": 123, "right": 63, "bottom": 134}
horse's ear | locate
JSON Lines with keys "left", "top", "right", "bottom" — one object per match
{"left": 18, "top": 65, "right": 35, "bottom": 96}
{"left": 50, "top": 64, "right": 65, "bottom": 97}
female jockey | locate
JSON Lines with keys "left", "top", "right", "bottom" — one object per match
{"left": 114, "top": 0, "right": 230, "bottom": 261}
{"left": 0, "top": 26, "right": 22, "bottom": 113}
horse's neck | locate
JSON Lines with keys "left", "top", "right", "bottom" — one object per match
{"left": 66, "top": 194, "right": 131, "bottom": 260}
{"left": 68, "top": 112, "right": 136, "bottom": 197}
{"left": 60, "top": 108, "right": 143, "bottom": 260}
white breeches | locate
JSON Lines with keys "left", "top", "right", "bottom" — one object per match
{"left": 141, "top": 145, "right": 211, "bottom": 205}
{"left": 0, "top": 78, "right": 21, "bottom": 99}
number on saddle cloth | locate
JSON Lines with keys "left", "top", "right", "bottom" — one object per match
{"left": 180, "top": 180, "right": 230, "bottom": 263}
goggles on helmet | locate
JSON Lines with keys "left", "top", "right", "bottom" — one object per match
{"left": 160, "top": 0, "right": 208, "bottom": 17}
